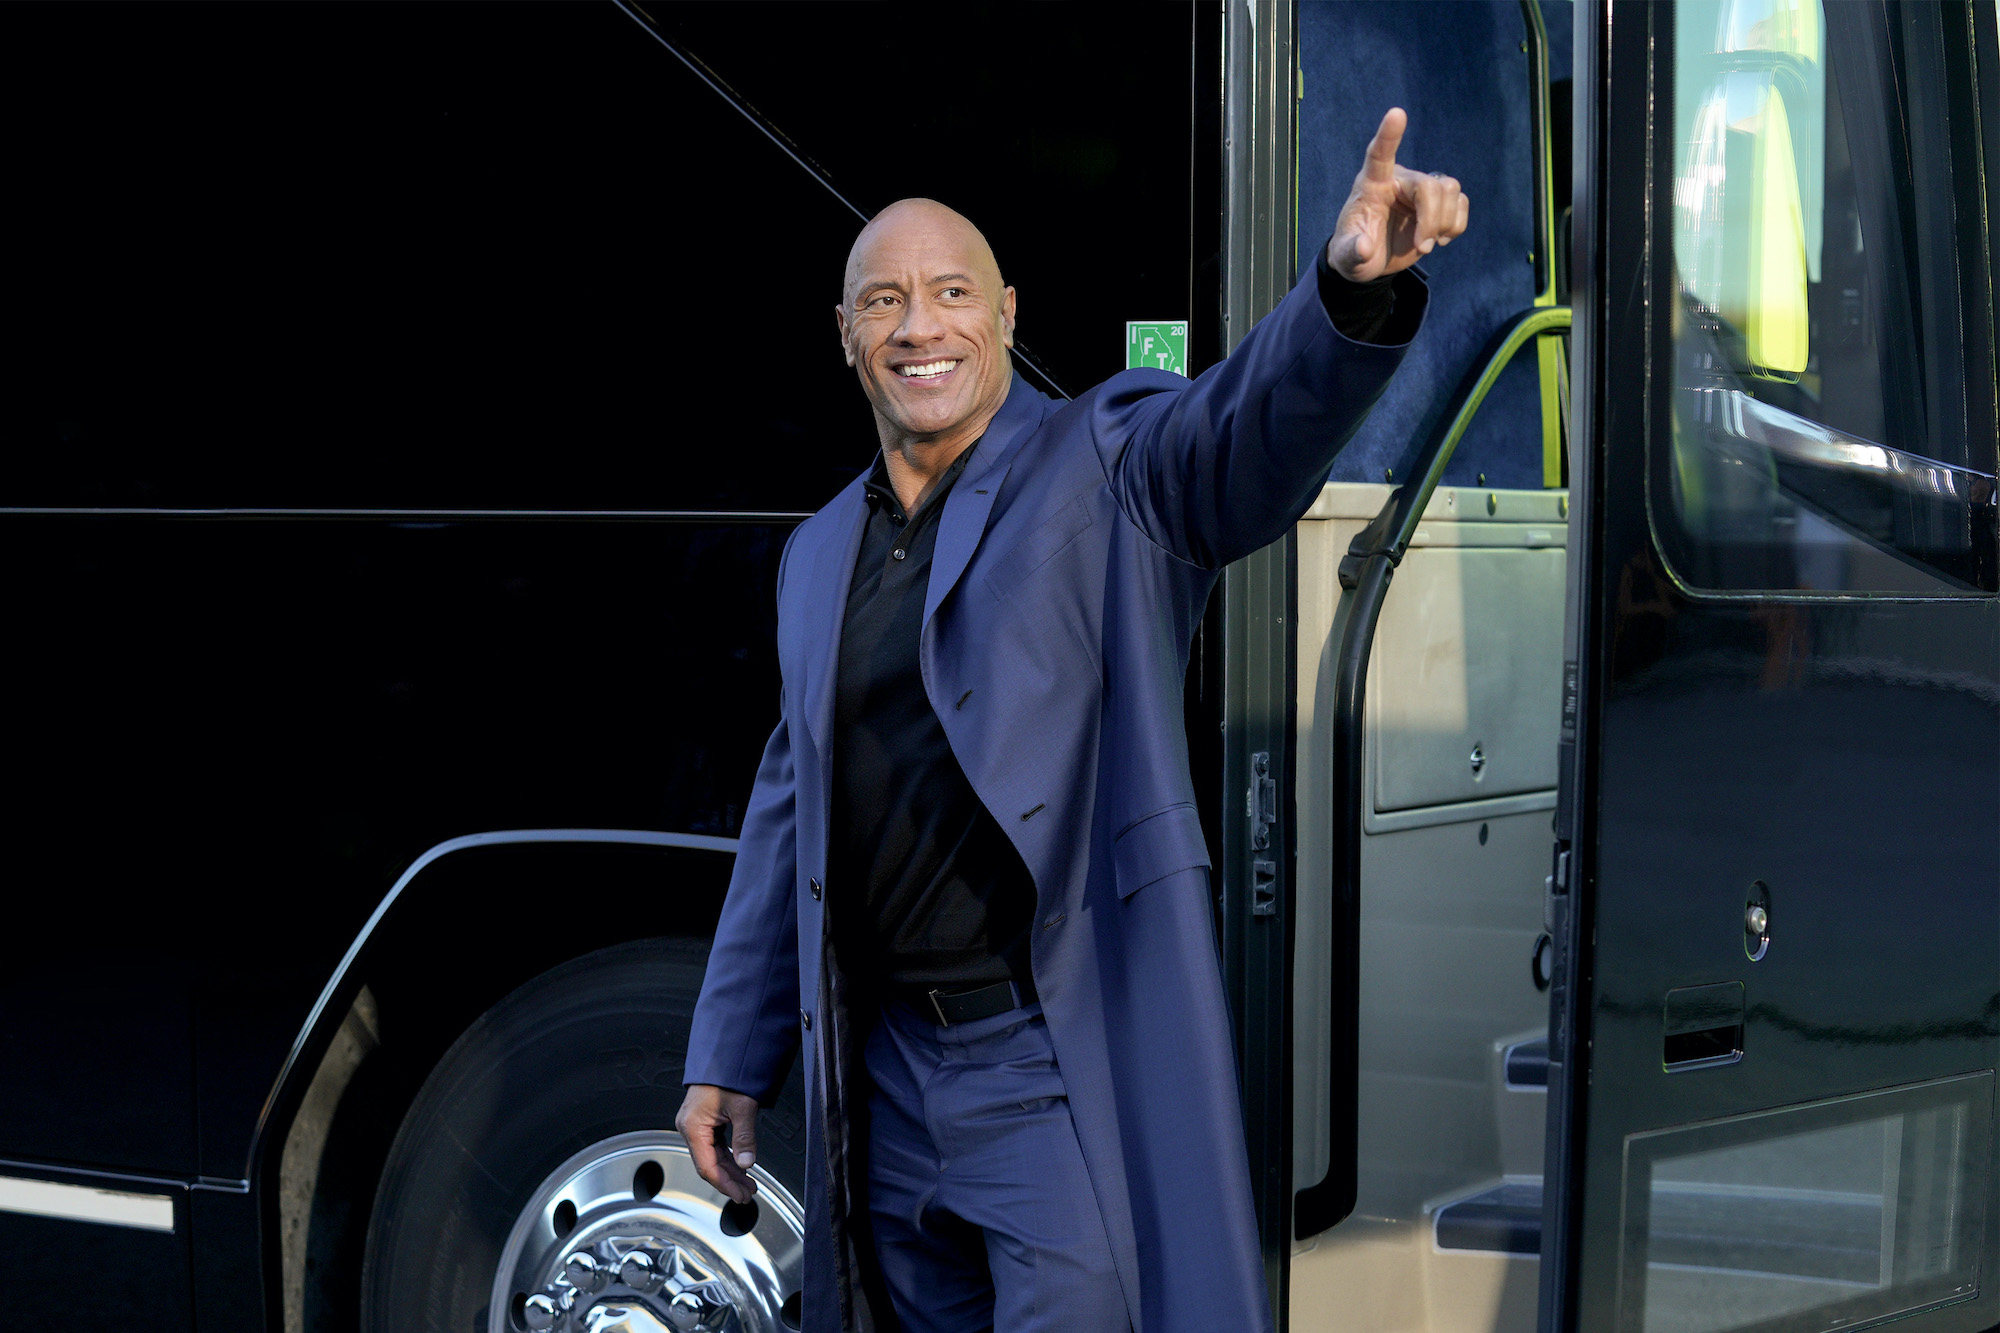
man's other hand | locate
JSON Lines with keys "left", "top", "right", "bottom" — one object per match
{"left": 1328, "top": 107, "right": 1470, "bottom": 283}
{"left": 678, "top": 1083, "right": 761, "bottom": 1204}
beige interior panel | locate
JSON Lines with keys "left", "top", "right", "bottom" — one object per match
{"left": 1352, "top": 811, "right": 1550, "bottom": 1216}
{"left": 1369, "top": 544, "right": 1566, "bottom": 812}
{"left": 1293, "top": 483, "right": 1563, "bottom": 1333}
{"left": 1295, "top": 485, "right": 1563, "bottom": 1198}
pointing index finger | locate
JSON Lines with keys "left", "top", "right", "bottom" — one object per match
{"left": 1364, "top": 107, "right": 1408, "bottom": 183}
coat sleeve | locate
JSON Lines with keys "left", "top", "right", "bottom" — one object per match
{"left": 1091, "top": 263, "right": 1427, "bottom": 570}
{"left": 683, "top": 545, "right": 804, "bottom": 1104}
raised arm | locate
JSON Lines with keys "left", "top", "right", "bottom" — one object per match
{"left": 1096, "top": 109, "right": 1466, "bottom": 568}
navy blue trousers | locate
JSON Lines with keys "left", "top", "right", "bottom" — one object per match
{"left": 863, "top": 1001, "right": 1127, "bottom": 1333}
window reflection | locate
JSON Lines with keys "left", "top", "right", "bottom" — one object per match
{"left": 1660, "top": 0, "right": 1994, "bottom": 594}
{"left": 1621, "top": 1074, "right": 1991, "bottom": 1333}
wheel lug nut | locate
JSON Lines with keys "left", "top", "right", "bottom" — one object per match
{"left": 521, "top": 1293, "right": 558, "bottom": 1331}
{"left": 619, "top": 1249, "right": 662, "bottom": 1293}
{"left": 667, "top": 1291, "right": 707, "bottom": 1330}
{"left": 565, "top": 1251, "right": 608, "bottom": 1293}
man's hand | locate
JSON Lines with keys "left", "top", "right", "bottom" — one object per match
{"left": 678, "top": 1083, "right": 761, "bottom": 1205}
{"left": 1328, "top": 108, "right": 1469, "bottom": 283}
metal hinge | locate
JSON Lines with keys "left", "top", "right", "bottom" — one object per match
{"left": 1248, "top": 751, "right": 1277, "bottom": 850}
{"left": 1249, "top": 751, "right": 1278, "bottom": 916}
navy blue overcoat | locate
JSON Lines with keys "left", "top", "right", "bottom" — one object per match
{"left": 686, "top": 263, "right": 1423, "bottom": 1332}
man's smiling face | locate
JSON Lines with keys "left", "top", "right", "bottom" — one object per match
{"left": 836, "top": 200, "right": 1017, "bottom": 453}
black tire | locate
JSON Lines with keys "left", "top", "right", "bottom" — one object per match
{"left": 360, "top": 936, "right": 807, "bottom": 1333}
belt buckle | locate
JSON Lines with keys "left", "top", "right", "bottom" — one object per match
{"left": 926, "top": 988, "right": 953, "bottom": 1026}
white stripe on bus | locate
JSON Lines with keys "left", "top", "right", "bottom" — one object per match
{"left": 0, "top": 1174, "right": 175, "bottom": 1233}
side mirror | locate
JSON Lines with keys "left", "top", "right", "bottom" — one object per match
{"left": 1718, "top": 83, "right": 1810, "bottom": 378}
{"left": 1674, "top": 0, "right": 1824, "bottom": 381}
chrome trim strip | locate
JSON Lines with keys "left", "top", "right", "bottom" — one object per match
{"left": 0, "top": 1156, "right": 190, "bottom": 1193}
{"left": 1691, "top": 388, "right": 1999, "bottom": 506}
{"left": 248, "top": 829, "right": 740, "bottom": 1179}
{"left": 0, "top": 1173, "right": 176, "bottom": 1232}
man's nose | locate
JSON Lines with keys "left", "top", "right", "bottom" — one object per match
{"left": 893, "top": 295, "right": 947, "bottom": 345}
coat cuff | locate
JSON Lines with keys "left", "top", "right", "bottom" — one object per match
{"left": 1313, "top": 239, "right": 1428, "bottom": 347}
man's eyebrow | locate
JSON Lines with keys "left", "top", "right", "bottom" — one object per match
{"left": 850, "top": 272, "right": 979, "bottom": 304}
{"left": 851, "top": 276, "right": 907, "bottom": 302}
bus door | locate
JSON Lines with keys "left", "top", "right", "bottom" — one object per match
{"left": 1280, "top": 5, "right": 1573, "bottom": 1331}
{"left": 1545, "top": 3, "right": 2000, "bottom": 1333}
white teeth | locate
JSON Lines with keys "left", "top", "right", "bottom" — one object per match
{"left": 896, "top": 360, "right": 960, "bottom": 379}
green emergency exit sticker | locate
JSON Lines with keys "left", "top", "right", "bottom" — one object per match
{"left": 1126, "top": 321, "right": 1188, "bottom": 377}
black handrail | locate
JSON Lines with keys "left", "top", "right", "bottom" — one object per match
{"left": 1294, "top": 303, "right": 1570, "bottom": 1240}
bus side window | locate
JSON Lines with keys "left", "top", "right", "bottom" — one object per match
{"left": 1, "top": 5, "right": 872, "bottom": 514}
{"left": 1659, "top": 0, "right": 1996, "bottom": 595}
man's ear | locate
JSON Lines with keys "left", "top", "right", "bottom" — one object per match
{"left": 834, "top": 304, "right": 854, "bottom": 367}
{"left": 1000, "top": 286, "right": 1017, "bottom": 349}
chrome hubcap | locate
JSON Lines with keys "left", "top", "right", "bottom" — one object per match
{"left": 489, "top": 1131, "right": 804, "bottom": 1333}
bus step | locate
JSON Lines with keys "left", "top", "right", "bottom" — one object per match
{"left": 1432, "top": 1179, "right": 1543, "bottom": 1256}
{"left": 1502, "top": 1037, "right": 1550, "bottom": 1089}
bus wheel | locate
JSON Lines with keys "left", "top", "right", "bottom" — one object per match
{"left": 359, "top": 937, "right": 807, "bottom": 1333}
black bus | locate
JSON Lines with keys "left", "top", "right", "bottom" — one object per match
{"left": 4, "top": 4, "right": 1995, "bottom": 1333}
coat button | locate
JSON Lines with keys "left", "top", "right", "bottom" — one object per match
{"left": 801, "top": 1010, "right": 813, "bottom": 1031}
{"left": 809, "top": 877, "right": 823, "bottom": 901}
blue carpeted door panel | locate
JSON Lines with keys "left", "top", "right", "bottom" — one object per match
{"left": 1297, "top": 1, "right": 1558, "bottom": 489}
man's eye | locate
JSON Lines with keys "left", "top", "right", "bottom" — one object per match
{"left": 868, "top": 295, "right": 898, "bottom": 309}
{"left": 941, "top": 288, "right": 967, "bottom": 299}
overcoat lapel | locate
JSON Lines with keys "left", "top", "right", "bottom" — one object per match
{"left": 799, "top": 476, "right": 869, "bottom": 755}
{"left": 924, "top": 374, "right": 1045, "bottom": 626}
{"left": 803, "top": 376, "right": 1045, "bottom": 745}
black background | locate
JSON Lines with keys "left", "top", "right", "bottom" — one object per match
{"left": 4, "top": 2, "right": 1211, "bottom": 511}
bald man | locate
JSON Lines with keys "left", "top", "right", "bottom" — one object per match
{"left": 681, "top": 110, "right": 1465, "bottom": 1333}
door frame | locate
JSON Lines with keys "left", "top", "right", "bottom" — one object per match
{"left": 1217, "top": 1, "right": 1302, "bottom": 1324}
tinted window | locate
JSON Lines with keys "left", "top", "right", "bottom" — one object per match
{"left": 1617, "top": 1074, "right": 1992, "bottom": 1333}
{"left": 2, "top": 4, "right": 1205, "bottom": 510}
{"left": 3, "top": 4, "right": 873, "bottom": 510}
{"left": 1657, "top": 0, "right": 1996, "bottom": 594}
{"left": 648, "top": 3, "right": 1211, "bottom": 393}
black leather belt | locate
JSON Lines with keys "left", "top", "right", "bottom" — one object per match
{"left": 914, "top": 975, "right": 1038, "bottom": 1026}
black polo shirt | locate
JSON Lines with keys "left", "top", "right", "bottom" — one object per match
{"left": 828, "top": 260, "right": 1414, "bottom": 996}
{"left": 827, "top": 446, "right": 1036, "bottom": 995}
